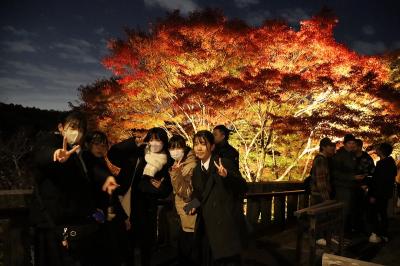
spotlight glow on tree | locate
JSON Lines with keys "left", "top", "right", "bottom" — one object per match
{"left": 78, "top": 9, "right": 400, "bottom": 181}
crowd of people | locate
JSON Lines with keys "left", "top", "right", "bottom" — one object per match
{"left": 310, "top": 134, "right": 399, "bottom": 245}
{"left": 29, "top": 110, "right": 400, "bottom": 266}
{"left": 30, "top": 111, "right": 247, "bottom": 266}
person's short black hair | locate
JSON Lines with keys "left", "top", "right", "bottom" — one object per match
{"left": 343, "top": 134, "right": 356, "bottom": 144}
{"left": 378, "top": 142, "right": 393, "bottom": 157}
{"left": 213, "top": 125, "right": 231, "bottom": 141}
{"left": 144, "top": 127, "right": 169, "bottom": 152}
{"left": 355, "top": 139, "right": 363, "bottom": 148}
{"left": 319, "top": 137, "right": 333, "bottom": 152}
{"left": 169, "top": 135, "right": 186, "bottom": 149}
{"left": 58, "top": 111, "right": 87, "bottom": 133}
{"left": 194, "top": 130, "right": 215, "bottom": 146}
{"left": 87, "top": 131, "right": 108, "bottom": 146}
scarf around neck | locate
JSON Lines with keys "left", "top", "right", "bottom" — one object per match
{"left": 143, "top": 148, "right": 168, "bottom": 177}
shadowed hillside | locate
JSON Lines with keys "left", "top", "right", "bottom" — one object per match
{"left": 0, "top": 102, "right": 65, "bottom": 189}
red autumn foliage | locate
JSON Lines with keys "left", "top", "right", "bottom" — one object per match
{"left": 77, "top": 9, "right": 400, "bottom": 180}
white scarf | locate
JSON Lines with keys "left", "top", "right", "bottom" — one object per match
{"left": 143, "top": 148, "right": 168, "bottom": 177}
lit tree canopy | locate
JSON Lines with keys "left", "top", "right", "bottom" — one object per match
{"left": 79, "top": 9, "right": 400, "bottom": 181}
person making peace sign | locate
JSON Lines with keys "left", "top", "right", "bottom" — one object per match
{"left": 190, "top": 130, "right": 247, "bottom": 266}
{"left": 30, "top": 111, "right": 111, "bottom": 266}
{"left": 168, "top": 135, "right": 198, "bottom": 265}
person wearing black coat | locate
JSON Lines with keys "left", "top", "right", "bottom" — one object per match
{"left": 352, "top": 139, "right": 375, "bottom": 234}
{"left": 367, "top": 143, "right": 398, "bottom": 242}
{"left": 332, "top": 134, "right": 361, "bottom": 236}
{"left": 107, "top": 127, "right": 173, "bottom": 266}
{"left": 213, "top": 125, "right": 240, "bottom": 169}
{"left": 84, "top": 131, "right": 130, "bottom": 266}
{"left": 189, "top": 130, "right": 247, "bottom": 266}
{"left": 30, "top": 112, "right": 109, "bottom": 266}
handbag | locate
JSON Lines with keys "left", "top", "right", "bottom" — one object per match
{"left": 119, "top": 158, "right": 140, "bottom": 218}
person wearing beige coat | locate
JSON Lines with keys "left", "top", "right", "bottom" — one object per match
{"left": 171, "top": 149, "right": 197, "bottom": 231}
{"left": 168, "top": 135, "right": 199, "bottom": 265}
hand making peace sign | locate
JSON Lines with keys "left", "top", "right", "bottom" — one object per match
{"left": 214, "top": 158, "right": 228, "bottom": 177}
{"left": 172, "top": 159, "right": 183, "bottom": 171}
{"left": 53, "top": 136, "right": 80, "bottom": 163}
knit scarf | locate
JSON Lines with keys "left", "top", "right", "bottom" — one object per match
{"left": 143, "top": 148, "right": 168, "bottom": 177}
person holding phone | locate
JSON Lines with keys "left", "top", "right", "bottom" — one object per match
{"left": 168, "top": 135, "right": 198, "bottom": 265}
{"left": 84, "top": 131, "right": 133, "bottom": 266}
{"left": 189, "top": 130, "right": 247, "bottom": 266}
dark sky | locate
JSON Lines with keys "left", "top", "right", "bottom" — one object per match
{"left": 1, "top": 0, "right": 399, "bottom": 110}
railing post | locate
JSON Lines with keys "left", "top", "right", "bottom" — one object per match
{"left": 287, "top": 194, "right": 298, "bottom": 222}
{"left": 296, "top": 217, "right": 305, "bottom": 265}
{"left": 261, "top": 197, "right": 272, "bottom": 225}
{"left": 246, "top": 198, "right": 261, "bottom": 225}
{"left": 273, "top": 195, "right": 286, "bottom": 229}
{"left": 308, "top": 217, "right": 317, "bottom": 266}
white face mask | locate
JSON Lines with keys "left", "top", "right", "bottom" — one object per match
{"left": 149, "top": 140, "right": 163, "bottom": 153}
{"left": 169, "top": 149, "right": 185, "bottom": 161}
{"left": 65, "top": 128, "right": 82, "bottom": 145}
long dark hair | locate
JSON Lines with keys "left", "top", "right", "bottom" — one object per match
{"left": 144, "top": 127, "right": 169, "bottom": 153}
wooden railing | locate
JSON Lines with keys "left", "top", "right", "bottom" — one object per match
{"left": 245, "top": 181, "right": 309, "bottom": 232}
{"left": 295, "top": 200, "right": 345, "bottom": 266}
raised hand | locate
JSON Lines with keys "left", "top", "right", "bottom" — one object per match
{"left": 214, "top": 158, "right": 228, "bottom": 177}
{"left": 172, "top": 159, "right": 183, "bottom": 171}
{"left": 150, "top": 177, "right": 165, "bottom": 189}
{"left": 102, "top": 176, "right": 120, "bottom": 195}
{"left": 53, "top": 136, "right": 80, "bottom": 163}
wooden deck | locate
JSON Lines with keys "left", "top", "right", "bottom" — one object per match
{"left": 242, "top": 213, "right": 400, "bottom": 266}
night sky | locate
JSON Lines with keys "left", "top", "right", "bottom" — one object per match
{"left": 1, "top": 0, "right": 399, "bottom": 110}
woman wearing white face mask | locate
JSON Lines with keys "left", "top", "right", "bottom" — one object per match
{"left": 142, "top": 139, "right": 168, "bottom": 179}
{"left": 168, "top": 135, "right": 198, "bottom": 265}
{"left": 30, "top": 111, "right": 111, "bottom": 266}
{"left": 107, "top": 127, "right": 173, "bottom": 266}
{"left": 64, "top": 126, "right": 83, "bottom": 146}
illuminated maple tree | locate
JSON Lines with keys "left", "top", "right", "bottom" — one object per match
{"left": 78, "top": 9, "right": 400, "bottom": 181}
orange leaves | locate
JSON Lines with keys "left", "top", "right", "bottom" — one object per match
{"left": 76, "top": 9, "right": 399, "bottom": 144}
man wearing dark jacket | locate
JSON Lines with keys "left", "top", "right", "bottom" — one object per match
{"left": 310, "top": 137, "right": 335, "bottom": 205}
{"left": 332, "top": 134, "right": 363, "bottom": 236}
{"left": 368, "top": 143, "right": 398, "bottom": 243}
{"left": 213, "top": 125, "right": 240, "bottom": 169}
{"left": 30, "top": 112, "right": 113, "bottom": 266}
{"left": 353, "top": 139, "right": 375, "bottom": 234}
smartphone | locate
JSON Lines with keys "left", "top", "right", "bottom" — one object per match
{"left": 183, "top": 198, "right": 201, "bottom": 214}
